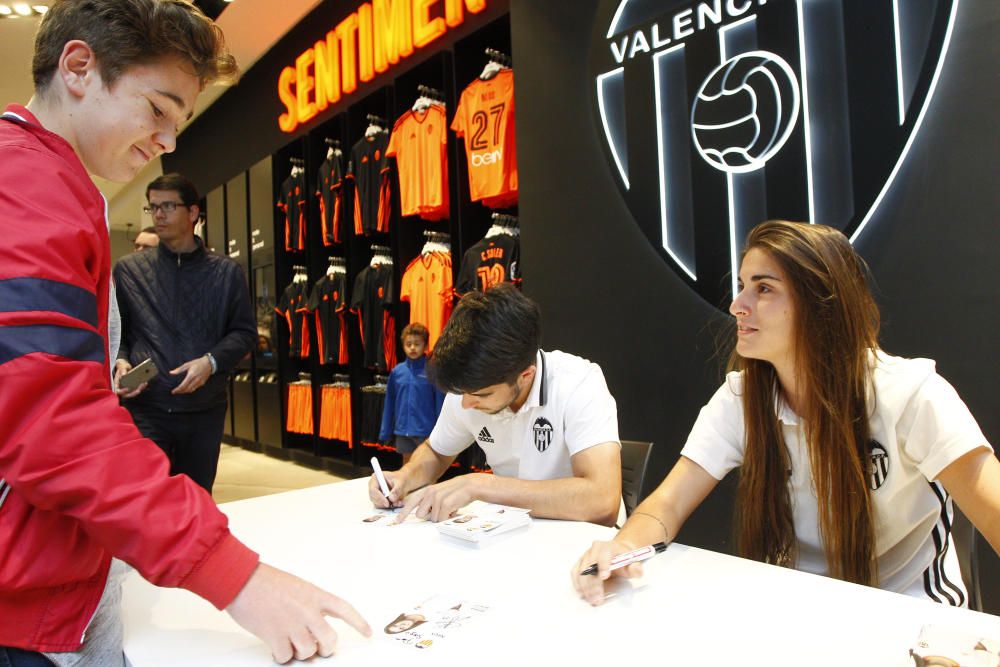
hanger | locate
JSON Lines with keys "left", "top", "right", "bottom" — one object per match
{"left": 413, "top": 85, "right": 445, "bottom": 112}
{"left": 362, "top": 374, "right": 389, "bottom": 391}
{"left": 292, "top": 265, "right": 312, "bottom": 284}
{"left": 326, "top": 256, "right": 346, "bottom": 276}
{"left": 485, "top": 213, "right": 520, "bottom": 238}
{"left": 421, "top": 230, "right": 451, "bottom": 256}
{"left": 365, "top": 114, "right": 387, "bottom": 138}
{"left": 324, "top": 138, "right": 342, "bottom": 161}
{"left": 289, "top": 157, "right": 305, "bottom": 177}
{"left": 480, "top": 48, "right": 512, "bottom": 80}
{"left": 369, "top": 244, "right": 393, "bottom": 267}
{"left": 324, "top": 373, "right": 351, "bottom": 388}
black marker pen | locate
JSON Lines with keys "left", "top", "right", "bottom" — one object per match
{"left": 580, "top": 542, "right": 668, "bottom": 576}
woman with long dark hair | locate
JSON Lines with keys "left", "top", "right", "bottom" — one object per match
{"left": 572, "top": 221, "right": 999, "bottom": 604}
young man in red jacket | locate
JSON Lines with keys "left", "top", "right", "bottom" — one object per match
{"left": 0, "top": 1, "right": 370, "bottom": 664}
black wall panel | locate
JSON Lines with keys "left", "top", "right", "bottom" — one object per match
{"left": 510, "top": 0, "right": 737, "bottom": 554}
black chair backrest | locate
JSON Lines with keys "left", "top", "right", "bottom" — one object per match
{"left": 952, "top": 504, "right": 982, "bottom": 611}
{"left": 620, "top": 440, "right": 653, "bottom": 518}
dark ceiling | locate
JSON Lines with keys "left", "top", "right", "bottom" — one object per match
{"left": 192, "top": 0, "right": 227, "bottom": 21}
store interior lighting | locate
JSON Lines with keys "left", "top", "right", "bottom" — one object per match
{"left": 0, "top": 2, "right": 227, "bottom": 19}
{"left": 0, "top": 2, "right": 47, "bottom": 17}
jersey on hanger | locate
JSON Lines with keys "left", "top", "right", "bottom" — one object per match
{"left": 451, "top": 68, "right": 518, "bottom": 206}
{"left": 350, "top": 263, "right": 396, "bottom": 370}
{"left": 384, "top": 106, "right": 449, "bottom": 221}
{"left": 400, "top": 251, "right": 453, "bottom": 351}
{"left": 316, "top": 153, "right": 345, "bottom": 245}
{"left": 275, "top": 281, "right": 311, "bottom": 358}
{"left": 456, "top": 233, "right": 520, "bottom": 294}
{"left": 347, "top": 133, "right": 390, "bottom": 235}
{"left": 306, "top": 273, "right": 349, "bottom": 365}
{"left": 277, "top": 171, "right": 307, "bottom": 251}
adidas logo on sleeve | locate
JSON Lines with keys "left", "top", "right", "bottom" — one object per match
{"left": 477, "top": 427, "right": 494, "bottom": 444}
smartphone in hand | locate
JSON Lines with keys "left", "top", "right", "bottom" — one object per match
{"left": 119, "top": 358, "right": 158, "bottom": 391}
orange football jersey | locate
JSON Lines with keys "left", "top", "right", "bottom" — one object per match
{"left": 385, "top": 106, "right": 449, "bottom": 220}
{"left": 400, "top": 251, "right": 453, "bottom": 351}
{"left": 451, "top": 68, "right": 518, "bottom": 205}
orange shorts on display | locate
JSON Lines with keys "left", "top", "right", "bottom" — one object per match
{"left": 319, "top": 385, "right": 352, "bottom": 443}
{"left": 286, "top": 383, "right": 314, "bottom": 434}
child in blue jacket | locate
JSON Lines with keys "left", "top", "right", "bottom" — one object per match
{"left": 379, "top": 323, "right": 445, "bottom": 463}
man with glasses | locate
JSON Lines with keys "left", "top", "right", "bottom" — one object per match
{"left": 113, "top": 172, "right": 256, "bottom": 492}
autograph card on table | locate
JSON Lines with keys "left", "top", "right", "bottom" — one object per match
{"left": 437, "top": 502, "right": 531, "bottom": 543}
{"left": 360, "top": 509, "right": 428, "bottom": 526}
{"left": 382, "top": 595, "right": 489, "bottom": 651}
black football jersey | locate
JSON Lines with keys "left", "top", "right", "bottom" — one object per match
{"left": 347, "top": 133, "right": 390, "bottom": 236}
{"left": 316, "top": 153, "right": 345, "bottom": 245}
{"left": 456, "top": 233, "right": 521, "bottom": 294}
{"left": 277, "top": 171, "right": 307, "bottom": 251}
{"left": 350, "top": 263, "right": 395, "bottom": 370}
{"left": 275, "top": 281, "right": 310, "bottom": 358}
{"left": 306, "top": 273, "right": 348, "bottom": 365}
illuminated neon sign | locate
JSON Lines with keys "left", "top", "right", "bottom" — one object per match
{"left": 591, "top": 0, "right": 958, "bottom": 308}
{"left": 278, "top": 0, "right": 487, "bottom": 133}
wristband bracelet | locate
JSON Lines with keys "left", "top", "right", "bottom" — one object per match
{"left": 205, "top": 353, "right": 218, "bottom": 374}
{"left": 631, "top": 511, "right": 669, "bottom": 543}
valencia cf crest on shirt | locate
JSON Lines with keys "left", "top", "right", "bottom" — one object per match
{"left": 533, "top": 417, "right": 553, "bottom": 453}
{"left": 868, "top": 441, "right": 889, "bottom": 490}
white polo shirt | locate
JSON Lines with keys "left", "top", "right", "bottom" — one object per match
{"left": 680, "top": 351, "right": 990, "bottom": 605}
{"left": 428, "top": 350, "right": 620, "bottom": 479}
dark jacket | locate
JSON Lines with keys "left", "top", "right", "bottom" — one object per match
{"left": 113, "top": 237, "right": 256, "bottom": 412}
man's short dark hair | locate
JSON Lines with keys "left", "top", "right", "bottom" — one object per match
{"left": 429, "top": 284, "right": 540, "bottom": 393}
{"left": 33, "top": 0, "right": 238, "bottom": 93}
{"left": 146, "top": 173, "right": 199, "bottom": 206}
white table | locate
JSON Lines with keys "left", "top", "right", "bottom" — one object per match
{"left": 122, "top": 478, "right": 1000, "bottom": 665}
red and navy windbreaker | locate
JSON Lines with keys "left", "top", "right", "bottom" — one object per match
{"left": 0, "top": 105, "right": 258, "bottom": 652}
